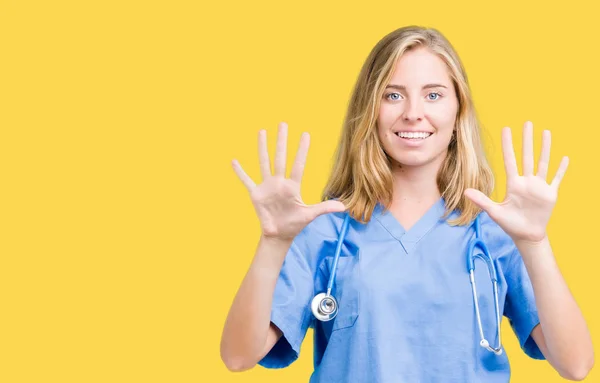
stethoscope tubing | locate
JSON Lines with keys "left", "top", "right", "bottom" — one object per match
{"left": 311, "top": 211, "right": 503, "bottom": 355}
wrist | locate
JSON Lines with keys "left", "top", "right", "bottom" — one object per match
{"left": 251, "top": 235, "right": 294, "bottom": 272}
{"left": 513, "top": 234, "right": 550, "bottom": 251}
{"left": 514, "top": 235, "right": 555, "bottom": 268}
{"left": 260, "top": 234, "right": 294, "bottom": 248}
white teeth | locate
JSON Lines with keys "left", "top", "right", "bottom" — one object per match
{"left": 395, "top": 131, "right": 432, "bottom": 139}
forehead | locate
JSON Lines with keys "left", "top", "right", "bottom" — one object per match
{"left": 388, "top": 47, "right": 452, "bottom": 86}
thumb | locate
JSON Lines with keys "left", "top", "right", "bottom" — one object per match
{"left": 308, "top": 200, "right": 346, "bottom": 220}
{"left": 464, "top": 188, "right": 496, "bottom": 215}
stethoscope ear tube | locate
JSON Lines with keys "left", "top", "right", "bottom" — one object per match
{"left": 310, "top": 214, "right": 351, "bottom": 322}
{"left": 310, "top": 212, "right": 504, "bottom": 356}
{"left": 468, "top": 214, "right": 503, "bottom": 355}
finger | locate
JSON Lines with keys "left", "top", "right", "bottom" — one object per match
{"left": 290, "top": 132, "right": 310, "bottom": 183}
{"left": 536, "top": 130, "right": 551, "bottom": 181}
{"left": 464, "top": 188, "right": 498, "bottom": 216}
{"left": 550, "top": 156, "right": 569, "bottom": 190}
{"left": 501, "top": 127, "right": 518, "bottom": 178}
{"left": 308, "top": 200, "right": 346, "bottom": 220}
{"left": 274, "top": 122, "right": 288, "bottom": 177}
{"left": 232, "top": 159, "right": 256, "bottom": 191}
{"left": 258, "top": 129, "right": 271, "bottom": 180}
{"left": 523, "top": 121, "right": 534, "bottom": 176}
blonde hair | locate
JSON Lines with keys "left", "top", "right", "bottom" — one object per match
{"left": 321, "top": 25, "right": 493, "bottom": 226}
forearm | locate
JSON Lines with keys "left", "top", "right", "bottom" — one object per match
{"left": 516, "top": 236, "right": 594, "bottom": 377}
{"left": 220, "top": 235, "right": 292, "bottom": 370}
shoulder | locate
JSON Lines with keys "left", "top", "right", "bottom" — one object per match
{"left": 286, "top": 211, "right": 355, "bottom": 270}
{"left": 475, "top": 211, "right": 519, "bottom": 263}
{"left": 299, "top": 211, "right": 349, "bottom": 240}
{"left": 289, "top": 211, "right": 349, "bottom": 255}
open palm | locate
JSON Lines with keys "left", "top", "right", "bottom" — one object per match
{"left": 232, "top": 122, "right": 345, "bottom": 241}
{"left": 465, "top": 121, "right": 569, "bottom": 243}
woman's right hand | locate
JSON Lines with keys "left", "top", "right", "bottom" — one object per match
{"left": 232, "top": 122, "right": 346, "bottom": 242}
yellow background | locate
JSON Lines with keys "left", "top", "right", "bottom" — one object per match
{"left": 0, "top": 0, "right": 598, "bottom": 382}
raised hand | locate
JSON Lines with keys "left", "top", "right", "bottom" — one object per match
{"left": 232, "top": 122, "right": 346, "bottom": 241}
{"left": 464, "top": 121, "right": 569, "bottom": 244}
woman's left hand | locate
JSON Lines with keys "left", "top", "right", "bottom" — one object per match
{"left": 464, "top": 121, "right": 569, "bottom": 244}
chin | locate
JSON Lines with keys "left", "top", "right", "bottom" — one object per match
{"left": 389, "top": 152, "right": 426, "bottom": 166}
{"left": 394, "top": 159, "right": 430, "bottom": 168}
{"left": 390, "top": 152, "right": 446, "bottom": 169}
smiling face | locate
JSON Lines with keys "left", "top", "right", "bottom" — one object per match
{"left": 377, "top": 47, "right": 459, "bottom": 169}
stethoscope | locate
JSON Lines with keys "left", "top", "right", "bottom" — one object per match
{"left": 310, "top": 212, "right": 503, "bottom": 355}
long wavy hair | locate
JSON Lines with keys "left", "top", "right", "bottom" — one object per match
{"left": 321, "top": 26, "right": 494, "bottom": 226}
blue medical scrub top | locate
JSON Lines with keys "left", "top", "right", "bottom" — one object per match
{"left": 258, "top": 197, "right": 544, "bottom": 382}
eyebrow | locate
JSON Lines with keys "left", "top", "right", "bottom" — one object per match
{"left": 385, "top": 83, "right": 448, "bottom": 90}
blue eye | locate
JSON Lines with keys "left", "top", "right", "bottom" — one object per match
{"left": 385, "top": 92, "right": 400, "bottom": 101}
{"left": 427, "top": 92, "right": 442, "bottom": 100}
{"left": 386, "top": 92, "right": 401, "bottom": 101}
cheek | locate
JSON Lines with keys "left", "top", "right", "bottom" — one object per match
{"left": 427, "top": 104, "right": 457, "bottom": 133}
{"left": 378, "top": 104, "right": 395, "bottom": 126}
{"left": 377, "top": 108, "right": 394, "bottom": 138}
{"left": 376, "top": 123, "right": 389, "bottom": 145}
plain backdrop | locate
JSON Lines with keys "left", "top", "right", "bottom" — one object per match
{"left": 0, "top": 1, "right": 598, "bottom": 382}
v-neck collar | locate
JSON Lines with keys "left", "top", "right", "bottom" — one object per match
{"left": 373, "top": 197, "right": 447, "bottom": 254}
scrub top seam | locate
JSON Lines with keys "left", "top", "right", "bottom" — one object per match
{"left": 373, "top": 213, "right": 404, "bottom": 243}
{"left": 405, "top": 217, "right": 445, "bottom": 247}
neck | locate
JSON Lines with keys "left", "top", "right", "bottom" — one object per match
{"left": 389, "top": 157, "right": 444, "bottom": 207}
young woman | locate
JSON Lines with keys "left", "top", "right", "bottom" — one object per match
{"left": 220, "top": 26, "right": 594, "bottom": 382}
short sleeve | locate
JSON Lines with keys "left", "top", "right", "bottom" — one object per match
{"left": 503, "top": 247, "right": 545, "bottom": 360}
{"left": 258, "top": 229, "right": 317, "bottom": 369}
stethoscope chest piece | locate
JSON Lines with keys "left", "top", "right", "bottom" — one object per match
{"left": 311, "top": 292, "right": 338, "bottom": 321}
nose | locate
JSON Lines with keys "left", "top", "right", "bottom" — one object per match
{"left": 402, "top": 98, "right": 424, "bottom": 122}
